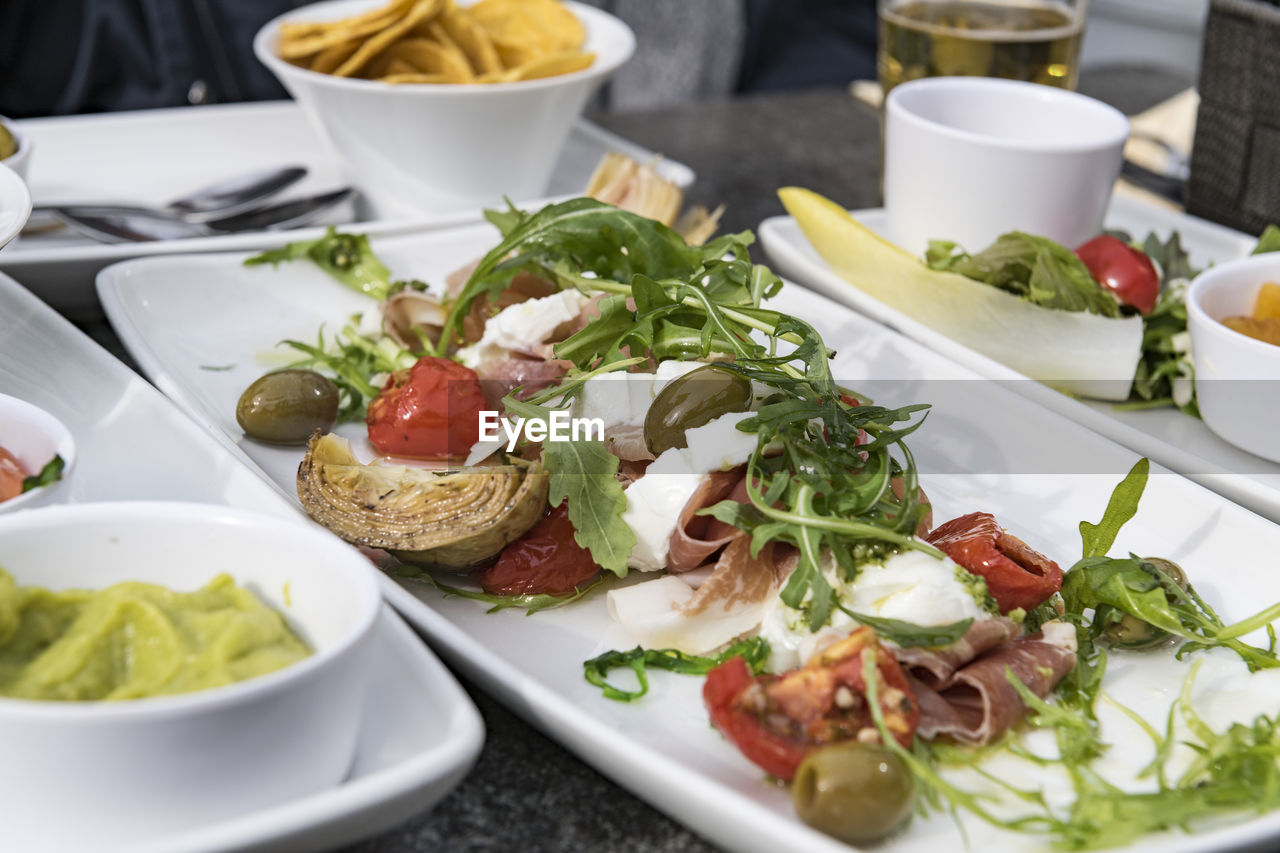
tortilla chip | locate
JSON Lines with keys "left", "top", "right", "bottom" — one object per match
{"left": 278, "top": 0, "right": 415, "bottom": 59}
{"left": 438, "top": 6, "right": 503, "bottom": 74}
{"left": 309, "top": 40, "right": 362, "bottom": 74}
{"left": 380, "top": 72, "right": 452, "bottom": 84}
{"left": 424, "top": 21, "right": 477, "bottom": 80}
{"left": 332, "top": 0, "right": 445, "bottom": 77}
{"left": 507, "top": 50, "right": 594, "bottom": 81}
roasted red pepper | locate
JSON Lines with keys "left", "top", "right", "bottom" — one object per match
{"left": 703, "top": 627, "right": 918, "bottom": 781}
{"left": 476, "top": 504, "right": 600, "bottom": 596}
{"left": 926, "top": 511, "right": 1063, "bottom": 613}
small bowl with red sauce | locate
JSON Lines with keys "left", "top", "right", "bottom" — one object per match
{"left": 0, "top": 394, "right": 74, "bottom": 514}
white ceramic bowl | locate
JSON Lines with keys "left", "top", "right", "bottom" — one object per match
{"left": 0, "top": 502, "right": 382, "bottom": 849}
{"left": 1188, "top": 254, "right": 1280, "bottom": 464}
{"left": 0, "top": 393, "right": 75, "bottom": 514}
{"left": 254, "top": 0, "right": 635, "bottom": 214}
{"left": 0, "top": 114, "right": 32, "bottom": 181}
{"left": 884, "top": 77, "right": 1129, "bottom": 255}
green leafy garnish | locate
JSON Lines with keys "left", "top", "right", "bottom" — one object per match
{"left": 839, "top": 610, "right": 972, "bottom": 648}
{"left": 1251, "top": 224, "right": 1280, "bottom": 255}
{"left": 926, "top": 232, "right": 1121, "bottom": 317}
{"left": 584, "top": 638, "right": 770, "bottom": 702}
{"left": 443, "top": 199, "right": 934, "bottom": 628}
{"left": 246, "top": 227, "right": 392, "bottom": 300}
{"left": 20, "top": 455, "right": 64, "bottom": 493}
{"left": 1119, "top": 231, "right": 1198, "bottom": 414}
{"left": 1078, "top": 457, "right": 1148, "bottom": 558}
{"left": 279, "top": 320, "right": 417, "bottom": 419}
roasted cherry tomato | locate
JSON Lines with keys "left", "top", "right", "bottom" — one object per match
{"left": 476, "top": 504, "right": 600, "bottom": 596}
{"left": 365, "top": 356, "right": 487, "bottom": 459}
{"left": 703, "top": 627, "right": 918, "bottom": 781}
{"left": 926, "top": 512, "right": 1062, "bottom": 613}
{"left": 1074, "top": 235, "right": 1160, "bottom": 315}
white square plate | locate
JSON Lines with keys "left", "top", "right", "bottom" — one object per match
{"left": 98, "top": 216, "right": 1280, "bottom": 853}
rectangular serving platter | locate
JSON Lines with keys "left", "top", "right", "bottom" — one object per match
{"left": 0, "top": 271, "right": 484, "bottom": 852}
{"left": 99, "top": 217, "right": 1280, "bottom": 853}
{"left": 3, "top": 100, "right": 694, "bottom": 319}
{"left": 758, "top": 194, "right": 1280, "bottom": 527}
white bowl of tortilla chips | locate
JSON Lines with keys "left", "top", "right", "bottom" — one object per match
{"left": 254, "top": 0, "right": 635, "bottom": 215}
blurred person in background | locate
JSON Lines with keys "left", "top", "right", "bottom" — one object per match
{"left": 0, "top": 0, "right": 878, "bottom": 117}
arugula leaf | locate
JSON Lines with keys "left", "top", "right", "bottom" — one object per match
{"left": 583, "top": 638, "right": 770, "bottom": 702}
{"left": 438, "top": 198, "right": 702, "bottom": 353}
{"left": 246, "top": 227, "right": 392, "bottom": 300}
{"left": 1079, "top": 457, "right": 1149, "bottom": 558}
{"left": 839, "top": 609, "right": 973, "bottom": 648}
{"left": 1251, "top": 224, "right": 1280, "bottom": 255}
{"left": 20, "top": 455, "right": 64, "bottom": 493}
{"left": 928, "top": 232, "right": 1121, "bottom": 317}
{"left": 502, "top": 395, "right": 635, "bottom": 576}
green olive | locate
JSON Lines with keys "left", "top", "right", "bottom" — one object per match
{"left": 1099, "top": 556, "right": 1189, "bottom": 650}
{"left": 792, "top": 742, "right": 915, "bottom": 846}
{"left": 644, "top": 365, "right": 752, "bottom": 456}
{"left": 236, "top": 369, "right": 340, "bottom": 445}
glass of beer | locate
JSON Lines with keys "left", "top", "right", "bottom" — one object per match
{"left": 877, "top": 0, "right": 1089, "bottom": 95}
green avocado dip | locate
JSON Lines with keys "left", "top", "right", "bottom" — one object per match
{"left": 0, "top": 569, "right": 312, "bottom": 701}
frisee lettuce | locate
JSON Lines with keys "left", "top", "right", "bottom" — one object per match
{"left": 246, "top": 227, "right": 393, "bottom": 300}
{"left": 584, "top": 638, "right": 770, "bottom": 702}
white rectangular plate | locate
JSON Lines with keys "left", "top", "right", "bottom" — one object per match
{"left": 99, "top": 220, "right": 1280, "bottom": 853}
{"left": 0, "top": 271, "right": 483, "bottom": 852}
{"left": 2, "top": 100, "right": 694, "bottom": 318}
{"left": 758, "top": 194, "right": 1280, "bottom": 527}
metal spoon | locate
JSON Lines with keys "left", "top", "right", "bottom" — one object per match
{"left": 30, "top": 165, "right": 309, "bottom": 226}
{"left": 55, "top": 187, "right": 355, "bottom": 243}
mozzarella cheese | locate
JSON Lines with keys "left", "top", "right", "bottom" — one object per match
{"left": 759, "top": 549, "right": 992, "bottom": 671}
{"left": 569, "top": 358, "right": 703, "bottom": 432}
{"left": 456, "top": 289, "right": 589, "bottom": 367}
{"left": 621, "top": 411, "right": 759, "bottom": 571}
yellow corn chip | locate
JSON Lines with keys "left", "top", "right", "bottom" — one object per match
{"left": 425, "top": 21, "right": 477, "bottom": 81}
{"left": 507, "top": 50, "right": 594, "bottom": 81}
{"left": 380, "top": 72, "right": 452, "bottom": 84}
{"left": 438, "top": 6, "right": 503, "bottom": 74}
{"left": 333, "top": 0, "right": 444, "bottom": 77}
{"left": 278, "top": 0, "right": 415, "bottom": 59}
{"left": 309, "top": 40, "right": 362, "bottom": 74}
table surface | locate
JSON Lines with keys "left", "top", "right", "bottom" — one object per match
{"left": 69, "top": 66, "right": 1192, "bottom": 853}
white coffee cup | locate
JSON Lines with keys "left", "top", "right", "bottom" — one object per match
{"left": 883, "top": 77, "right": 1129, "bottom": 256}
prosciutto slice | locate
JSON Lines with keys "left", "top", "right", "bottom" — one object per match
{"left": 893, "top": 617, "right": 1021, "bottom": 690}
{"left": 476, "top": 354, "right": 572, "bottom": 407}
{"left": 666, "top": 469, "right": 748, "bottom": 572}
{"left": 912, "top": 626, "right": 1077, "bottom": 744}
{"left": 607, "top": 537, "right": 797, "bottom": 655}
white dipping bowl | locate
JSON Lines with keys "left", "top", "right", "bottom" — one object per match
{"left": 0, "top": 393, "right": 75, "bottom": 514}
{"left": 254, "top": 0, "right": 635, "bottom": 215}
{"left": 1188, "top": 254, "right": 1280, "bottom": 464}
{"left": 0, "top": 114, "right": 32, "bottom": 181}
{"left": 884, "top": 77, "right": 1129, "bottom": 255}
{"left": 0, "top": 502, "right": 382, "bottom": 849}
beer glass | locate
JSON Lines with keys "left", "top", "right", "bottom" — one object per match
{"left": 877, "top": 0, "right": 1090, "bottom": 95}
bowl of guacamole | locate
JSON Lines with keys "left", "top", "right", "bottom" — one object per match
{"left": 0, "top": 501, "right": 382, "bottom": 849}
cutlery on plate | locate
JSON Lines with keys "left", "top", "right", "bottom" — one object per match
{"left": 25, "top": 165, "right": 310, "bottom": 234}
{"left": 55, "top": 187, "right": 355, "bottom": 243}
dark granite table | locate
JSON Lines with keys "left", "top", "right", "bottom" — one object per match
{"left": 73, "top": 66, "right": 1193, "bottom": 853}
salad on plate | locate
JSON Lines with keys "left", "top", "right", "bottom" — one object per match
{"left": 779, "top": 187, "right": 1280, "bottom": 416}
{"left": 234, "top": 194, "right": 1280, "bottom": 849}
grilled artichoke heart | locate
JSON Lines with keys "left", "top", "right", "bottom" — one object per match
{"left": 297, "top": 432, "right": 548, "bottom": 570}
